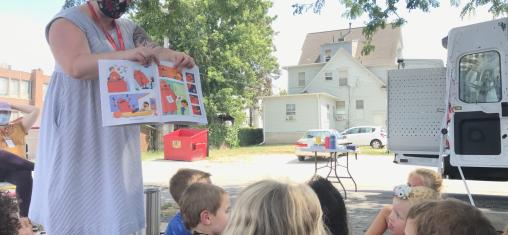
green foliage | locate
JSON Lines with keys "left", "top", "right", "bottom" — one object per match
{"left": 131, "top": 0, "right": 279, "bottom": 146}
{"left": 293, "top": 0, "right": 504, "bottom": 55}
{"left": 238, "top": 128, "right": 263, "bottom": 146}
{"left": 62, "top": 0, "right": 85, "bottom": 9}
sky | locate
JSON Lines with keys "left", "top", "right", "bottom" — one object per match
{"left": 0, "top": 0, "right": 497, "bottom": 93}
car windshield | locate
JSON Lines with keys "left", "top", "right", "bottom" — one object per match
{"left": 305, "top": 131, "right": 329, "bottom": 139}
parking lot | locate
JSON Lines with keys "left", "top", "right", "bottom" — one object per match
{"left": 142, "top": 152, "right": 508, "bottom": 234}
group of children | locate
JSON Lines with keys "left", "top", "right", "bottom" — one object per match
{"left": 163, "top": 168, "right": 506, "bottom": 235}
{"left": 0, "top": 166, "right": 506, "bottom": 234}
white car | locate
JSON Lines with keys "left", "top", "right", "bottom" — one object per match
{"left": 295, "top": 129, "right": 348, "bottom": 161}
{"left": 341, "top": 126, "right": 387, "bottom": 149}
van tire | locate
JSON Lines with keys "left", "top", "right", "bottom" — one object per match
{"left": 297, "top": 156, "right": 306, "bottom": 161}
{"left": 370, "top": 139, "right": 383, "bottom": 149}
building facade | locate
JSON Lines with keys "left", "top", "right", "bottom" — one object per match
{"left": 262, "top": 26, "right": 403, "bottom": 144}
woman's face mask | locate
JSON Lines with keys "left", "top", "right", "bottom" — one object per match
{"left": 97, "top": 0, "right": 131, "bottom": 19}
{"left": 0, "top": 111, "right": 11, "bottom": 126}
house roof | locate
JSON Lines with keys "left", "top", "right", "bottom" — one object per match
{"left": 298, "top": 25, "right": 402, "bottom": 66}
{"left": 301, "top": 48, "right": 386, "bottom": 93}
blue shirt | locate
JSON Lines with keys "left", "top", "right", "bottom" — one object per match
{"left": 165, "top": 212, "right": 191, "bottom": 235}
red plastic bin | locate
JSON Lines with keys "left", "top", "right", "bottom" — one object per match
{"left": 164, "top": 128, "right": 208, "bottom": 161}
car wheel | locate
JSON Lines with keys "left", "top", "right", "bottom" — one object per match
{"left": 297, "top": 156, "right": 306, "bottom": 161}
{"left": 370, "top": 139, "right": 383, "bottom": 149}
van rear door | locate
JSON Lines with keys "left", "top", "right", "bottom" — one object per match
{"left": 447, "top": 18, "right": 508, "bottom": 169}
{"left": 388, "top": 67, "right": 447, "bottom": 166}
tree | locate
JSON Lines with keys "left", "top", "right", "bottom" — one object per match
{"left": 293, "top": 0, "right": 506, "bottom": 55}
{"left": 132, "top": 0, "right": 279, "bottom": 147}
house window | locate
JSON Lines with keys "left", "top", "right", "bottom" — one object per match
{"left": 325, "top": 72, "right": 333, "bottom": 81}
{"left": 20, "top": 80, "right": 31, "bottom": 100}
{"left": 325, "top": 49, "right": 332, "bottom": 62}
{"left": 286, "top": 104, "right": 296, "bottom": 115}
{"left": 9, "top": 79, "right": 19, "bottom": 98}
{"left": 335, "top": 101, "right": 345, "bottom": 115}
{"left": 298, "top": 72, "right": 305, "bottom": 87}
{"left": 356, "top": 100, "right": 364, "bottom": 109}
{"left": 339, "top": 69, "right": 348, "bottom": 86}
{"left": 0, "top": 77, "right": 7, "bottom": 96}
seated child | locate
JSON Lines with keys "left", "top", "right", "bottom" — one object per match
{"left": 165, "top": 169, "right": 212, "bottom": 235}
{"left": 308, "top": 175, "right": 349, "bottom": 235}
{"left": 365, "top": 168, "right": 442, "bottom": 235}
{"left": 223, "top": 179, "right": 328, "bottom": 235}
{"left": 179, "top": 183, "right": 230, "bottom": 235}
{"left": 387, "top": 185, "right": 440, "bottom": 235}
{"left": 0, "top": 190, "right": 33, "bottom": 235}
{"left": 405, "top": 199, "right": 497, "bottom": 235}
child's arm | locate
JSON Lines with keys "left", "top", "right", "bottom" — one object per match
{"left": 364, "top": 205, "right": 392, "bottom": 235}
{"left": 10, "top": 103, "right": 39, "bottom": 133}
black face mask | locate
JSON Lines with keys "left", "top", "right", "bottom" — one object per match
{"left": 97, "top": 0, "right": 129, "bottom": 19}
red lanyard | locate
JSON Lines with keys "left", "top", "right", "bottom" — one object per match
{"left": 86, "top": 1, "right": 125, "bottom": 51}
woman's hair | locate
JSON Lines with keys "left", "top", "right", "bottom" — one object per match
{"left": 308, "top": 175, "right": 349, "bottom": 235}
{"left": 409, "top": 168, "right": 443, "bottom": 192}
{"left": 0, "top": 191, "right": 20, "bottom": 235}
{"left": 179, "top": 183, "right": 226, "bottom": 230}
{"left": 223, "top": 180, "right": 328, "bottom": 235}
{"left": 407, "top": 199, "right": 497, "bottom": 235}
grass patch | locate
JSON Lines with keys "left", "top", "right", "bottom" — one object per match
{"left": 141, "top": 145, "right": 389, "bottom": 162}
{"left": 141, "top": 145, "right": 294, "bottom": 162}
{"left": 357, "top": 146, "right": 390, "bottom": 155}
{"left": 141, "top": 151, "right": 164, "bottom": 161}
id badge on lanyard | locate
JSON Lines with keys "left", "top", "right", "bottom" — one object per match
{"left": 3, "top": 136, "right": 15, "bottom": 148}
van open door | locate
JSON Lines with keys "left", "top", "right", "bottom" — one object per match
{"left": 387, "top": 67, "right": 447, "bottom": 166}
{"left": 446, "top": 19, "right": 508, "bottom": 180}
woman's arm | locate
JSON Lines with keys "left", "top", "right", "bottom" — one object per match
{"left": 48, "top": 18, "right": 159, "bottom": 80}
{"left": 132, "top": 25, "right": 195, "bottom": 68}
{"left": 10, "top": 104, "right": 39, "bottom": 132}
{"left": 364, "top": 205, "right": 392, "bottom": 235}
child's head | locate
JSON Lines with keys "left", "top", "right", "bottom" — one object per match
{"left": 388, "top": 185, "right": 440, "bottom": 235}
{"left": 308, "top": 175, "right": 349, "bottom": 235}
{"left": 406, "top": 199, "right": 497, "bottom": 235}
{"left": 179, "top": 183, "right": 229, "bottom": 235}
{"left": 223, "top": 180, "right": 328, "bottom": 235}
{"left": 181, "top": 100, "right": 188, "bottom": 107}
{"left": 408, "top": 168, "right": 443, "bottom": 192}
{"left": 169, "top": 168, "right": 211, "bottom": 206}
{"left": 0, "top": 191, "right": 20, "bottom": 234}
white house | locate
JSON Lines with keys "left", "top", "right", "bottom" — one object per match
{"left": 262, "top": 26, "right": 403, "bottom": 144}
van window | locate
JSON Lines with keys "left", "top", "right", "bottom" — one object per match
{"left": 459, "top": 51, "right": 501, "bottom": 103}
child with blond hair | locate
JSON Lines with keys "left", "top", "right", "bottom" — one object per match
{"left": 179, "top": 183, "right": 230, "bottom": 235}
{"left": 165, "top": 169, "right": 212, "bottom": 235}
{"left": 365, "top": 168, "right": 442, "bottom": 235}
{"left": 387, "top": 185, "right": 440, "bottom": 235}
{"left": 405, "top": 199, "right": 497, "bottom": 235}
{"left": 223, "top": 180, "right": 328, "bottom": 235}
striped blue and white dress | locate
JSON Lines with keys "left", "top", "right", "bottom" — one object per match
{"left": 29, "top": 6, "right": 145, "bottom": 234}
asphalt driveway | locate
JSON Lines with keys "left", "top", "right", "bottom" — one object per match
{"left": 142, "top": 153, "right": 508, "bottom": 234}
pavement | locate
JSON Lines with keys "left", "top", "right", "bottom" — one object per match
{"left": 143, "top": 153, "right": 508, "bottom": 235}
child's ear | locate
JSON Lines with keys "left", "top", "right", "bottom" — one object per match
{"left": 200, "top": 210, "right": 212, "bottom": 225}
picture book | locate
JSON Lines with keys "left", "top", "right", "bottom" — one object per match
{"left": 98, "top": 60, "right": 207, "bottom": 126}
